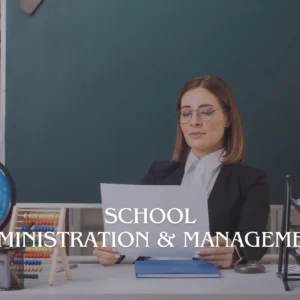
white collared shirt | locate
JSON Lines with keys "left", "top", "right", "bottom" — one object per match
{"left": 181, "top": 148, "right": 243, "bottom": 264}
{"left": 181, "top": 148, "right": 225, "bottom": 197}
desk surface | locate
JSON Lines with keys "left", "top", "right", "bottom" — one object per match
{"left": 1, "top": 264, "right": 300, "bottom": 300}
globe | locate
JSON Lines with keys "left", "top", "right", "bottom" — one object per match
{"left": 0, "top": 164, "right": 15, "bottom": 231}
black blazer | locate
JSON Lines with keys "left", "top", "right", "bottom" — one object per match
{"left": 139, "top": 160, "right": 270, "bottom": 263}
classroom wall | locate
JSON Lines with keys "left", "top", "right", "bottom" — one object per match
{"left": 5, "top": 0, "right": 300, "bottom": 204}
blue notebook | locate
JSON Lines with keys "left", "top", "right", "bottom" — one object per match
{"left": 134, "top": 260, "right": 220, "bottom": 278}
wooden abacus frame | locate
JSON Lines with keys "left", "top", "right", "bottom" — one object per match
{"left": 8, "top": 205, "right": 72, "bottom": 286}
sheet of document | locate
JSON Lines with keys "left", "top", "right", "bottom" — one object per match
{"left": 100, "top": 183, "right": 209, "bottom": 258}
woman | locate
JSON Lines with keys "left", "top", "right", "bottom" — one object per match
{"left": 93, "top": 75, "right": 270, "bottom": 268}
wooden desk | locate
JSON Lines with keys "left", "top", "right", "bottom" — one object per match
{"left": 1, "top": 263, "right": 300, "bottom": 300}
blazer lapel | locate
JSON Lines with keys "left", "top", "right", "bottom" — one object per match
{"left": 156, "top": 162, "right": 185, "bottom": 185}
{"left": 207, "top": 164, "right": 231, "bottom": 232}
{"left": 169, "top": 163, "right": 185, "bottom": 184}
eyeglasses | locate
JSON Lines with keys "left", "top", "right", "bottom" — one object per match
{"left": 176, "top": 107, "right": 223, "bottom": 124}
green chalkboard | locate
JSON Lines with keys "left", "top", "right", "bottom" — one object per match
{"left": 6, "top": 0, "right": 300, "bottom": 204}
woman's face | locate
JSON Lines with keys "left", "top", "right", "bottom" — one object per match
{"left": 179, "top": 87, "right": 229, "bottom": 157}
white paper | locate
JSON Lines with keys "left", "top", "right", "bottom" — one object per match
{"left": 100, "top": 183, "right": 209, "bottom": 258}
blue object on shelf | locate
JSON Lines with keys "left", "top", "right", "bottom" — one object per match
{"left": 0, "top": 163, "right": 16, "bottom": 231}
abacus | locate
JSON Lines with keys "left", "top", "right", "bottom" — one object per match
{"left": 8, "top": 205, "right": 71, "bottom": 286}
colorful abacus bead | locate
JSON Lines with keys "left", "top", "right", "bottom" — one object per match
{"left": 13, "top": 259, "right": 20, "bottom": 265}
{"left": 24, "top": 274, "right": 38, "bottom": 279}
{"left": 24, "top": 259, "right": 40, "bottom": 265}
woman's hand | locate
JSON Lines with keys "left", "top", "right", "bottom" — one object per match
{"left": 93, "top": 241, "right": 120, "bottom": 266}
{"left": 195, "top": 236, "right": 239, "bottom": 268}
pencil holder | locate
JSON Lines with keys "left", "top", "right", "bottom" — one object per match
{"left": 0, "top": 246, "right": 25, "bottom": 290}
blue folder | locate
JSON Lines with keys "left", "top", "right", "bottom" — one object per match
{"left": 134, "top": 260, "right": 220, "bottom": 278}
